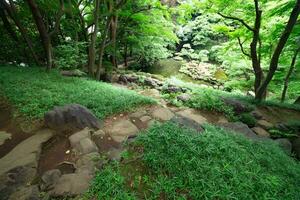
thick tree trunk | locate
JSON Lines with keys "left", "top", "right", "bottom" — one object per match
{"left": 256, "top": 0, "right": 300, "bottom": 100}
{"left": 87, "top": 0, "right": 100, "bottom": 76}
{"left": 0, "top": 7, "right": 18, "bottom": 42}
{"left": 26, "top": 0, "right": 52, "bottom": 70}
{"left": 5, "top": 0, "right": 41, "bottom": 65}
{"left": 281, "top": 47, "right": 300, "bottom": 102}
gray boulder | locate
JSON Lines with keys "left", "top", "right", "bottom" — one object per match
{"left": 222, "top": 98, "right": 252, "bottom": 114}
{"left": 44, "top": 104, "right": 102, "bottom": 131}
{"left": 171, "top": 116, "right": 204, "bottom": 132}
{"left": 177, "top": 93, "right": 191, "bottom": 102}
{"left": 40, "top": 169, "right": 61, "bottom": 191}
{"left": 220, "top": 122, "right": 261, "bottom": 140}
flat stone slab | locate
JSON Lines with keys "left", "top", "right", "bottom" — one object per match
{"left": 77, "top": 138, "right": 98, "bottom": 155}
{"left": 69, "top": 128, "right": 91, "bottom": 149}
{"left": 50, "top": 173, "right": 92, "bottom": 197}
{"left": 109, "top": 119, "right": 139, "bottom": 143}
{"left": 221, "top": 122, "right": 260, "bottom": 140}
{"left": 257, "top": 120, "right": 273, "bottom": 130}
{"left": 0, "top": 129, "right": 53, "bottom": 175}
{"left": 0, "top": 131, "right": 12, "bottom": 145}
{"left": 176, "top": 109, "right": 207, "bottom": 125}
{"left": 151, "top": 107, "right": 175, "bottom": 121}
{"left": 252, "top": 127, "right": 270, "bottom": 138}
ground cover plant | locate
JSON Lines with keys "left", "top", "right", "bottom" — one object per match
{"left": 0, "top": 66, "right": 155, "bottom": 119}
{"left": 86, "top": 122, "right": 300, "bottom": 200}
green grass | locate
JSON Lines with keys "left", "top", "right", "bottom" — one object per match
{"left": 87, "top": 122, "right": 300, "bottom": 200}
{"left": 0, "top": 66, "right": 155, "bottom": 119}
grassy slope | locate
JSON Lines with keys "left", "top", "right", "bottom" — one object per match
{"left": 0, "top": 66, "right": 155, "bottom": 119}
{"left": 87, "top": 122, "right": 300, "bottom": 200}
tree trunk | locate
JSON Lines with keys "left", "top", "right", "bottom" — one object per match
{"left": 281, "top": 47, "right": 300, "bottom": 102}
{"left": 87, "top": 0, "right": 100, "bottom": 76}
{"left": 110, "top": 14, "right": 118, "bottom": 68}
{"left": 26, "top": 0, "right": 52, "bottom": 70}
{"left": 256, "top": 0, "right": 300, "bottom": 100}
{"left": 5, "top": 0, "right": 41, "bottom": 65}
{"left": 96, "top": 16, "right": 112, "bottom": 80}
{"left": 124, "top": 41, "right": 128, "bottom": 67}
{"left": 0, "top": 6, "right": 18, "bottom": 42}
{"left": 251, "top": 1, "right": 263, "bottom": 95}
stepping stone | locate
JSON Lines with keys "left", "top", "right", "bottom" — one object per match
{"left": 75, "top": 152, "right": 101, "bottom": 175}
{"left": 139, "top": 89, "right": 161, "bottom": 99}
{"left": 140, "top": 115, "right": 152, "bottom": 122}
{"left": 69, "top": 128, "right": 91, "bottom": 149}
{"left": 77, "top": 138, "right": 98, "bottom": 155}
{"left": 109, "top": 119, "right": 139, "bottom": 143}
{"left": 151, "top": 107, "right": 174, "bottom": 121}
{"left": 257, "top": 120, "right": 273, "bottom": 130}
{"left": 0, "top": 129, "right": 53, "bottom": 175}
{"left": 9, "top": 185, "right": 40, "bottom": 200}
{"left": 171, "top": 116, "right": 204, "bottom": 132}
{"left": 40, "top": 169, "right": 62, "bottom": 191}
{"left": 0, "top": 131, "right": 12, "bottom": 145}
{"left": 252, "top": 127, "right": 270, "bottom": 138}
{"left": 221, "top": 122, "right": 261, "bottom": 140}
{"left": 130, "top": 110, "right": 148, "bottom": 118}
{"left": 176, "top": 109, "right": 207, "bottom": 125}
{"left": 50, "top": 173, "right": 92, "bottom": 197}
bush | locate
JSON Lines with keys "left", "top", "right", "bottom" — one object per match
{"left": 54, "top": 41, "right": 87, "bottom": 70}
{"left": 87, "top": 122, "right": 300, "bottom": 199}
{"left": 239, "top": 113, "right": 257, "bottom": 127}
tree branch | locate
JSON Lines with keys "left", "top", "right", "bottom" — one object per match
{"left": 218, "top": 12, "right": 254, "bottom": 32}
{"left": 49, "top": 0, "right": 65, "bottom": 37}
{"left": 237, "top": 37, "right": 251, "bottom": 57}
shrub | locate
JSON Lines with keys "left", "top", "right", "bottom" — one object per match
{"left": 239, "top": 113, "right": 257, "bottom": 127}
{"left": 87, "top": 122, "right": 300, "bottom": 199}
{"left": 54, "top": 41, "right": 87, "bottom": 70}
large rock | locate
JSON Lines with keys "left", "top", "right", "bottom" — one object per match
{"left": 69, "top": 128, "right": 92, "bottom": 149}
{"left": 9, "top": 185, "right": 40, "bottom": 200}
{"left": 177, "top": 93, "right": 191, "bottom": 102}
{"left": 0, "top": 131, "right": 11, "bottom": 145}
{"left": 75, "top": 152, "right": 101, "bottom": 175}
{"left": 108, "top": 119, "right": 139, "bottom": 143}
{"left": 50, "top": 173, "right": 92, "bottom": 197}
{"left": 44, "top": 104, "right": 101, "bottom": 131}
{"left": 0, "top": 166, "right": 37, "bottom": 200}
{"left": 222, "top": 98, "right": 252, "bottom": 114}
{"left": 40, "top": 169, "right": 61, "bottom": 191}
{"left": 176, "top": 109, "right": 207, "bottom": 125}
{"left": 77, "top": 138, "right": 98, "bottom": 155}
{"left": 221, "top": 122, "right": 260, "bottom": 140}
{"left": 257, "top": 120, "right": 273, "bottom": 130}
{"left": 251, "top": 127, "right": 270, "bottom": 138}
{"left": 171, "top": 116, "right": 204, "bottom": 132}
{"left": 151, "top": 107, "right": 175, "bottom": 121}
{"left": 0, "top": 129, "right": 53, "bottom": 175}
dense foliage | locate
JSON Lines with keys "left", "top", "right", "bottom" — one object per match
{"left": 0, "top": 0, "right": 299, "bottom": 102}
{"left": 87, "top": 122, "right": 300, "bottom": 199}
